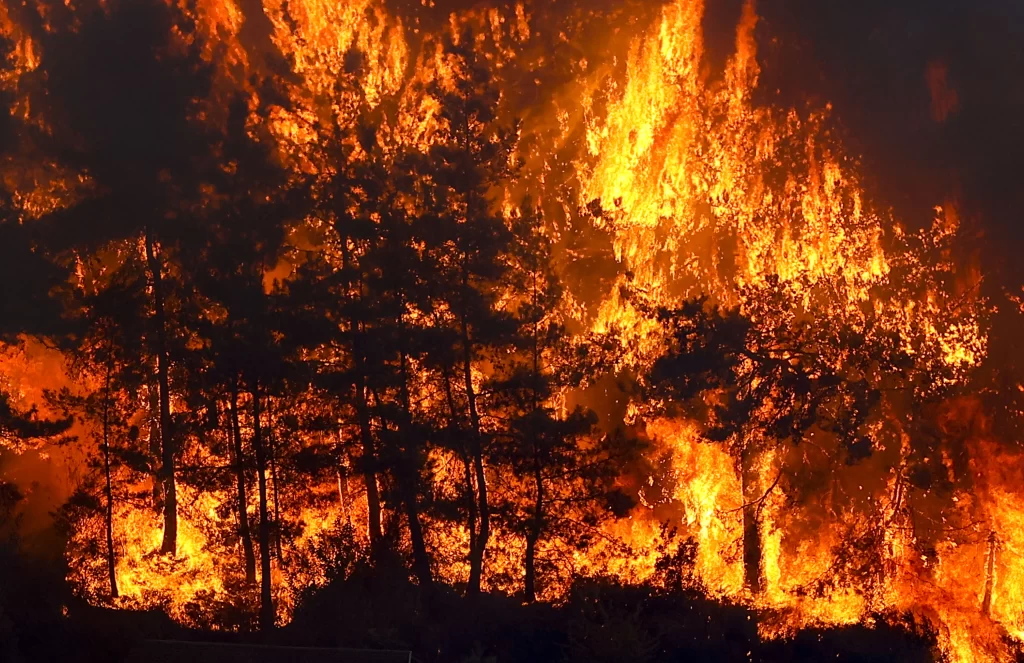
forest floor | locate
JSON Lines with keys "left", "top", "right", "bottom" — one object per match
{"left": 1, "top": 544, "right": 963, "bottom": 663}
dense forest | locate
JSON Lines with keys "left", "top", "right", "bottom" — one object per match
{"left": 0, "top": 0, "right": 1022, "bottom": 661}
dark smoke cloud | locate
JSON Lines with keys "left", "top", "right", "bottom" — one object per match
{"left": 755, "top": 0, "right": 1024, "bottom": 284}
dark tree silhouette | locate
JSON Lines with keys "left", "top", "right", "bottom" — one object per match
{"left": 415, "top": 30, "right": 521, "bottom": 595}
{"left": 32, "top": 0, "right": 215, "bottom": 555}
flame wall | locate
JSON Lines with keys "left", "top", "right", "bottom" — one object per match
{"left": 0, "top": 1, "right": 1021, "bottom": 661}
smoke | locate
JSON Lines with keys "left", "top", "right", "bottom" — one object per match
{"left": 0, "top": 339, "right": 82, "bottom": 550}
{"left": 754, "top": 0, "right": 1024, "bottom": 273}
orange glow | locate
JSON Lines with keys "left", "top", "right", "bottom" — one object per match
{"left": 0, "top": 1, "right": 1014, "bottom": 660}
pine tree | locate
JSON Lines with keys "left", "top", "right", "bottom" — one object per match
{"left": 50, "top": 259, "right": 152, "bottom": 600}
{"left": 647, "top": 282, "right": 884, "bottom": 593}
{"left": 492, "top": 204, "right": 636, "bottom": 602}
{"left": 182, "top": 90, "right": 303, "bottom": 629}
{"left": 33, "top": 0, "right": 214, "bottom": 555}
{"left": 414, "top": 30, "right": 521, "bottom": 595}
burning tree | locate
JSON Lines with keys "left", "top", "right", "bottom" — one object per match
{"left": 411, "top": 30, "right": 524, "bottom": 595}
{"left": 33, "top": 0, "right": 216, "bottom": 557}
{"left": 491, "top": 204, "right": 639, "bottom": 602}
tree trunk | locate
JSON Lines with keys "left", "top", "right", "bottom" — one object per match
{"left": 740, "top": 445, "right": 762, "bottom": 595}
{"left": 251, "top": 379, "right": 275, "bottom": 630}
{"left": 266, "top": 400, "right": 283, "bottom": 561}
{"left": 341, "top": 242, "right": 384, "bottom": 559}
{"left": 400, "top": 466, "right": 432, "bottom": 588}
{"left": 101, "top": 349, "right": 119, "bottom": 599}
{"left": 455, "top": 133, "right": 493, "bottom": 597}
{"left": 982, "top": 529, "right": 996, "bottom": 616}
{"left": 460, "top": 308, "right": 489, "bottom": 596}
{"left": 397, "top": 350, "right": 432, "bottom": 589}
{"left": 524, "top": 456, "right": 544, "bottom": 604}
{"left": 337, "top": 461, "right": 352, "bottom": 526}
{"left": 524, "top": 313, "right": 543, "bottom": 604}
{"left": 147, "top": 374, "right": 163, "bottom": 514}
{"left": 442, "top": 367, "right": 477, "bottom": 571}
{"left": 144, "top": 225, "right": 177, "bottom": 555}
{"left": 230, "top": 378, "right": 256, "bottom": 584}
{"left": 353, "top": 368, "right": 384, "bottom": 560}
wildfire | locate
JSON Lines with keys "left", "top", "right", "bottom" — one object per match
{"left": 0, "top": 0, "right": 1016, "bottom": 661}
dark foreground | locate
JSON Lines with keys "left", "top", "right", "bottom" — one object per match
{"left": 3, "top": 542, "right": 986, "bottom": 663}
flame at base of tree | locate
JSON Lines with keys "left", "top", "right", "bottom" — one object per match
{"left": 56, "top": 415, "right": 1024, "bottom": 661}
